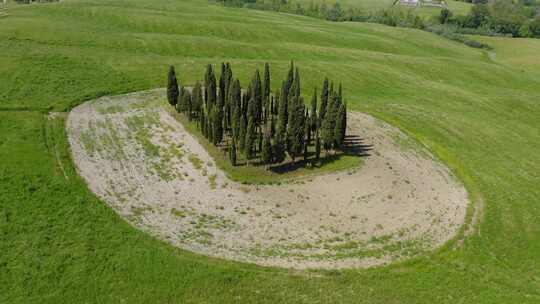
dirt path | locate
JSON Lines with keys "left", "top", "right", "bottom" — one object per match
{"left": 67, "top": 89, "right": 469, "bottom": 269}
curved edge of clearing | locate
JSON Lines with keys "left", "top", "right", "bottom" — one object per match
{"left": 67, "top": 89, "right": 470, "bottom": 270}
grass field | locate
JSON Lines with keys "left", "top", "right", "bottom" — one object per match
{"left": 1, "top": 0, "right": 539, "bottom": 303}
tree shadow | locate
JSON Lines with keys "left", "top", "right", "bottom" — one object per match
{"left": 268, "top": 135, "right": 373, "bottom": 174}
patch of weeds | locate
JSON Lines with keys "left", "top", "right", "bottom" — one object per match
{"left": 188, "top": 154, "right": 203, "bottom": 170}
{"left": 208, "top": 174, "right": 217, "bottom": 189}
{"left": 171, "top": 208, "right": 186, "bottom": 218}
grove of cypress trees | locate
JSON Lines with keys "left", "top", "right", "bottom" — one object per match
{"left": 167, "top": 66, "right": 179, "bottom": 107}
{"left": 165, "top": 63, "right": 349, "bottom": 171}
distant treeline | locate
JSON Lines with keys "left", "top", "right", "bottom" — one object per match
{"left": 440, "top": 0, "right": 540, "bottom": 38}
{"left": 167, "top": 63, "right": 347, "bottom": 168}
{"left": 13, "top": 0, "right": 60, "bottom": 3}
{"left": 216, "top": 0, "right": 540, "bottom": 45}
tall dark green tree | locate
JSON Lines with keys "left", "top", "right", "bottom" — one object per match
{"left": 315, "top": 134, "right": 321, "bottom": 161}
{"left": 167, "top": 66, "right": 179, "bottom": 107}
{"left": 334, "top": 102, "right": 346, "bottom": 148}
{"left": 338, "top": 82, "right": 343, "bottom": 103}
{"left": 321, "top": 101, "right": 334, "bottom": 154}
{"left": 277, "top": 82, "right": 288, "bottom": 138}
{"left": 205, "top": 64, "right": 217, "bottom": 110}
{"left": 284, "top": 61, "right": 294, "bottom": 97}
{"left": 272, "top": 133, "right": 286, "bottom": 164}
{"left": 252, "top": 69, "right": 263, "bottom": 124}
{"left": 229, "top": 139, "right": 237, "bottom": 166}
{"left": 310, "top": 87, "right": 318, "bottom": 137}
{"left": 262, "top": 63, "right": 271, "bottom": 121}
{"left": 219, "top": 62, "right": 226, "bottom": 107}
{"left": 261, "top": 122, "right": 273, "bottom": 169}
{"left": 192, "top": 81, "right": 203, "bottom": 119}
{"left": 304, "top": 110, "right": 311, "bottom": 147}
{"left": 287, "top": 96, "right": 305, "bottom": 163}
{"left": 319, "top": 77, "right": 329, "bottom": 121}
{"left": 245, "top": 116, "right": 256, "bottom": 162}
{"left": 230, "top": 79, "right": 242, "bottom": 142}
{"left": 239, "top": 114, "right": 247, "bottom": 153}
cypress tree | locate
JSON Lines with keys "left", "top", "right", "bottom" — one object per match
{"left": 201, "top": 107, "right": 206, "bottom": 136}
{"left": 176, "top": 86, "right": 185, "bottom": 113}
{"left": 284, "top": 61, "right": 294, "bottom": 97}
{"left": 263, "top": 63, "right": 271, "bottom": 100}
{"left": 230, "top": 79, "right": 241, "bottom": 142}
{"left": 277, "top": 83, "right": 288, "bottom": 138}
{"left": 310, "top": 87, "right": 317, "bottom": 120}
{"left": 342, "top": 101, "right": 347, "bottom": 143}
{"left": 205, "top": 64, "right": 217, "bottom": 110}
{"left": 257, "top": 129, "right": 263, "bottom": 155}
{"left": 229, "top": 139, "right": 237, "bottom": 166}
{"left": 192, "top": 81, "right": 203, "bottom": 120}
{"left": 261, "top": 122, "right": 273, "bottom": 169}
{"left": 319, "top": 77, "right": 329, "bottom": 121}
{"left": 273, "top": 89, "right": 280, "bottom": 115}
{"left": 184, "top": 90, "right": 192, "bottom": 119}
{"left": 208, "top": 108, "right": 215, "bottom": 144}
{"left": 287, "top": 96, "right": 305, "bottom": 163}
{"left": 338, "top": 82, "right": 343, "bottom": 103}
{"left": 304, "top": 110, "right": 311, "bottom": 147}
{"left": 219, "top": 62, "right": 226, "bottom": 107}
{"left": 287, "top": 68, "right": 301, "bottom": 133}
{"left": 272, "top": 133, "right": 286, "bottom": 164}
{"left": 245, "top": 116, "right": 256, "bottom": 162}
{"left": 321, "top": 106, "right": 334, "bottom": 155}
{"left": 213, "top": 106, "right": 223, "bottom": 145}
{"left": 252, "top": 69, "right": 262, "bottom": 124}
{"left": 315, "top": 134, "right": 321, "bottom": 161}
{"left": 334, "top": 102, "right": 346, "bottom": 148}
{"left": 239, "top": 114, "right": 247, "bottom": 153}
{"left": 310, "top": 87, "right": 318, "bottom": 137}
{"left": 167, "top": 66, "right": 179, "bottom": 107}
{"left": 293, "top": 67, "right": 301, "bottom": 99}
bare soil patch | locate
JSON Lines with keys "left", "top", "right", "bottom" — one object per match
{"left": 67, "top": 89, "right": 469, "bottom": 269}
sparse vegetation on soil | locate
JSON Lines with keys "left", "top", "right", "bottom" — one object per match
{"left": 67, "top": 89, "right": 468, "bottom": 269}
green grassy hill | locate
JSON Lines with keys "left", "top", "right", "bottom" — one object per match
{"left": 1, "top": 0, "right": 539, "bottom": 303}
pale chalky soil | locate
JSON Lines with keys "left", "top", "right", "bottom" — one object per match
{"left": 67, "top": 89, "right": 469, "bottom": 269}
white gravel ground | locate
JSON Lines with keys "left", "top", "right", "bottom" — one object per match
{"left": 67, "top": 89, "right": 469, "bottom": 269}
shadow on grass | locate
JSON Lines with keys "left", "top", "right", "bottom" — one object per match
{"left": 267, "top": 135, "right": 373, "bottom": 175}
